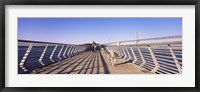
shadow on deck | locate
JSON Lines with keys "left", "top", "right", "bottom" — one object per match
{"left": 31, "top": 51, "right": 151, "bottom": 74}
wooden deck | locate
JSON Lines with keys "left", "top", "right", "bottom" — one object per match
{"left": 31, "top": 51, "right": 152, "bottom": 74}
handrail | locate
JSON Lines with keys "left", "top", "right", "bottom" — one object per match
{"left": 18, "top": 40, "right": 89, "bottom": 46}
{"left": 103, "top": 35, "right": 182, "bottom": 45}
{"left": 105, "top": 41, "right": 182, "bottom": 47}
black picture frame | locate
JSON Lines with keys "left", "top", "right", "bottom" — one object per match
{"left": 0, "top": 0, "right": 199, "bottom": 92}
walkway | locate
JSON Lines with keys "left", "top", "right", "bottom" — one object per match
{"left": 31, "top": 51, "right": 151, "bottom": 74}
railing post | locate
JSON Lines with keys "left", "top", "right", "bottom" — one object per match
{"left": 67, "top": 45, "right": 72, "bottom": 57}
{"left": 73, "top": 46, "right": 77, "bottom": 54}
{"left": 119, "top": 47, "right": 124, "bottom": 58}
{"left": 119, "top": 47, "right": 123, "bottom": 57}
{"left": 19, "top": 43, "right": 33, "bottom": 72}
{"left": 130, "top": 47, "right": 137, "bottom": 63}
{"left": 63, "top": 45, "right": 69, "bottom": 58}
{"left": 77, "top": 46, "right": 80, "bottom": 54}
{"left": 120, "top": 47, "right": 124, "bottom": 57}
{"left": 58, "top": 45, "right": 64, "bottom": 60}
{"left": 121, "top": 47, "right": 127, "bottom": 62}
{"left": 76, "top": 46, "right": 80, "bottom": 53}
{"left": 50, "top": 45, "right": 57, "bottom": 62}
{"left": 147, "top": 45, "right": 160, "bottom": 73}
{"left": 168, "top": 45, "right": 182, "bottom": 74}
{"left": 125, "top": 47, "right": 132, "bottom": 61}
{"left": 137, "top": 46, "right": 146, "bottom": 67}
{"left": 116, "top": 47, "right": 120, "bottom": 55}
{"left": 39, "top": 44, "right": 48, "bottom": 66}
{"left": 70, "top": 46, "right": 75, "bottom": 56}
{"left": 73, "top": 46, "right": 77, "bottom": 55}
{"left": 74, "top": 46, "right": 78, "bottom": 55}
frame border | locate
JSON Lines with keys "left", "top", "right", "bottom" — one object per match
{"left": 0, "top": 0, "right": 199, "bottom": 92}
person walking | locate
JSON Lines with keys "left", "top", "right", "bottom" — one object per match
{"left": 92, "top": 41, "right": 97, "bottom": 52}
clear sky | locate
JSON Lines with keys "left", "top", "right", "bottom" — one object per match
{"left": 18, "top": 18, "right": 182, "bottom": 44}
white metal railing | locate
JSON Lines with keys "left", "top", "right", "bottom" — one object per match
{"left": 103, "top": 35, "right": 182, "bottom": 74}
{"left": 18, "top": 40, "right": 91, "bottom": 73}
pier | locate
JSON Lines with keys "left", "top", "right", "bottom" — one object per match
{"left": 18, "top": 35, "right": 182, "bottom": 74}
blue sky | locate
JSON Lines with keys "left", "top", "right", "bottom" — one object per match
{"left": 18, "top": 18, "right": 182, "bottom": 44}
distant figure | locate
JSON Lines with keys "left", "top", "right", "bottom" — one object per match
{"left": 92, "top": 41, "right": 97, "bottom": 52}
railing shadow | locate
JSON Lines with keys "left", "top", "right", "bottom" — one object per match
{"left": 32, "top": 50, "right": 111, "bottom": 74}
{"left": 99, "top": 52, "right": 110, "bottom": 74}
{"left": 57, "top": 50, "right": 110, "bottom": 74}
